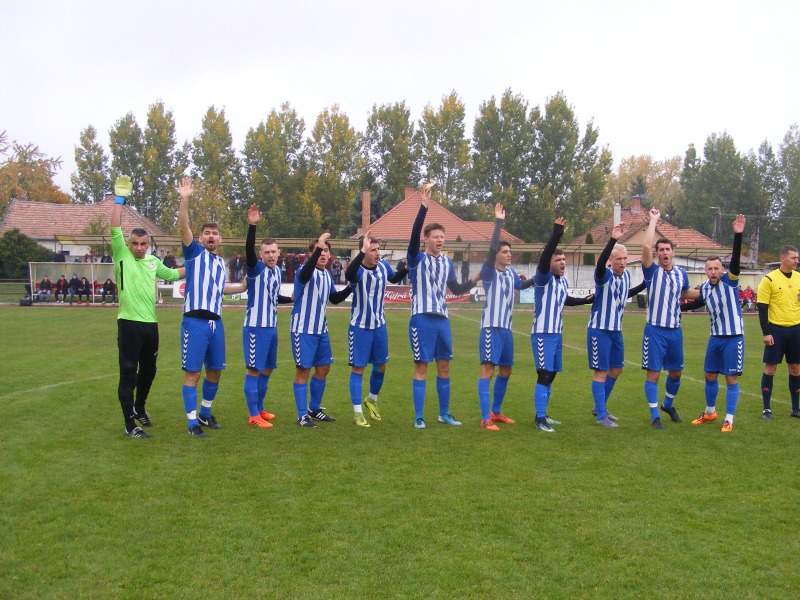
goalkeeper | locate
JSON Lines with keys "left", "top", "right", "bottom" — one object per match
{"left": 111, "top": 176, "right": 185, "bottom": 439}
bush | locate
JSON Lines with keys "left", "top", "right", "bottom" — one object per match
{"left": 0, "top": 228, "right": 55, "bottom": 278}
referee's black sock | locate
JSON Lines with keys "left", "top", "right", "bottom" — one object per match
{"left": 761, "top": 373, "right": 774, "bottom": 410}
{"left": 789, "top": 375, "right": 800, "bottom": 411}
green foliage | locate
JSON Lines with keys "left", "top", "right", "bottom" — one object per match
{"left": 82, "top": 214, "right": 110, "bottom": 256}
{"left": 140, "top": 101, "right": 178, "bottom": 229}
{"left": 0, "top": 228, "right": 54, "bottom": 278}
{"left": 0, "top": 131, "right": 70, "bottom": 212}
{"left": 191, "top": 106, "right": 240, "bottom": 201}
{"left": 70, "top": 125, "right": 110, "bottom": 204}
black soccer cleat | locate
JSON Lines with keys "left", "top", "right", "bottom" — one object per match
{"left": 762, "top": 409, "right": 773, "bottom": 420}
{"left": 660, "top": 404, "right": 682, "bottom": 423}
{"left": 197, "top": 414, "right": 222, "bottom": 429}
{"left": 133, "top": 410, "right": 153, "bottom": 427}
{"left": 125, "top": 426, "right": 152, "bottom": 439}
{"left": 791, "top": 409, "right": 800, "bottom": 418}
{"left": 308, "top": 409, "right": 336, "bottom": 422}
{"left": 188, "top": 424, "right": 207, "bottom": 437}
{"left": 297, "top": 414, "right": 317, "bottom": 427}
{"left": 651, "top": 417, "right": 665, "bottom": 430}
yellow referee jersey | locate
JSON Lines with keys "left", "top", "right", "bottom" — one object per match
{"left": 758, "top": 268, "right": 800, "bottom": 327}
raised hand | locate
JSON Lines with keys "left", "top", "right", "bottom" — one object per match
{"left": 421, "top": 181, "right": 435, "bottom": 207}
{"left": 317, "top": 232, "right": 331, "bottom": 248}
{"left": 248, "top": 203, "right": 261, "bottom": 225}
{"left": 554, "top": 217, "right": 568, "bottom": 234}
{"left": 611, "top": 221, "right": 625, "bottom": 240}
{"left": 732, "top": 214, "right": 746, "bottom": 234}
{"left": 177, "top": 177, "right": 194, "bottom": 201}
{"left": 114, "top": 175, "right": 133, "bottom": 198}
{"left": 648, "top": 207, "right": 660, "bottom": 221}
{"left": 495, "top": 203, "right": 505, "bottom": 220}
{"left": 361, "top": 230, "right": 372, "bottom": 254}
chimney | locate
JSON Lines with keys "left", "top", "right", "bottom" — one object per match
{"left": 404, "top": 186, "right": 415, "bottom": 199}
{"left": 613, "top": 203, "right": 621, "bottom": 226}
{"left": 630, "top": 195, "right": 642, "bottom": 212}
{"left": 360, "top": 190, "right": 371, "bottom": 234}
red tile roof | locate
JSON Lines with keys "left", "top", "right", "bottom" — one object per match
{"left": 0, "top": 198, "right": 168, "bottom": 239}
{"left": 354, "top": 191, "right": 523, "bottom": 244}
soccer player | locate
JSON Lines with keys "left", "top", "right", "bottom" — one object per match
{"left": 177, "top": 177, "right": 245, "bottom": 437}
{"left": 757, "top": 244, "right": 800, "bottom": 420}
{"left": 477, "top": 203, "right": 535, "bottom": 431}
{"left": 291, "top": 232, "right": 353, "bottom": 427}
{"left": 686, "top": 215, "right": 746, "bottom": 432}
{"left": 242, "top": 204, "right": 293, "bottom": 429}
{"left": 110, "top": 175, "right": 184, "bottom": 439}
{"left": 408, "top": 182, "right": 479, "bottom": 429}
{"left": 587, "top": 222, "right": 646, "bottom": 427}
{"left": 344, "top": 231, "right": 407, "bottom": 426}
{"left": 531, "top": 218, "right": 593, "bottom": 432}
{"left": 641, "top": 208, "right": 700, "bottom": 429}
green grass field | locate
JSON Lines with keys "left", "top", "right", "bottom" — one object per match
{"left": 1, "top": 303, "right": 798, "bottom": 599}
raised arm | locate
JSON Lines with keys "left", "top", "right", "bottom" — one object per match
{"left": 245, "top": 204, "right": 261, "bottom": 269}
{"left": 596, "top": 221, "right": 625, "bottom": 281}
{"left": 641, "top": 208, "right": 660, "bottom": 268}
{"left": 408, "top": 182, "right": 434, "bottom": 258}
{"left": 486, "top": 203, "right": 505, "bottom": 270}
{"left": 177, "top": 177, "right": 195, "bottom": 247}
{"left": 538, "top": 218, "right": 566, "bottom": 275}
{"left": 111, "top": 175, "right": 132, "bottom": 228}
{"left": 298, "top": 233, "right": 329, "bottom": 284}
{"left": 346, "top": 232, "right": 370, "bottom": 283}
{"left": 730, "top": 214, "right": 746, "bottom": 277}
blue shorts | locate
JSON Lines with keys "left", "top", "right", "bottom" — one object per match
{"left": 292, "top": 331, "right": 333, "bottom": 369}
{"left": 409, "top": 314, "right": 453, "bottom": 363}
{"left": 243, "top": 326, "right": 278, "bottom": 371}
{"left": 705, "top": 335, "right": 744, "bottom": 376}
{"left": 763, "top": 324, "right": 800, "bottom": 365}
{"left": 480, "top": 327, "right": 515, "bottom": 367}
{"left": 587, "top": 328, "right": 624, "bottom": 371}
{"left": 532, "top": 333, "right": 562, "bottom": 372}
{"left": 642, "top": 323, "right": 684, "bottom": 372}
{"left": 348, "top": 324, "right": 389, "bottom": 367}
{"left": 181, "top": 317, "right": 226, "bottom": 372}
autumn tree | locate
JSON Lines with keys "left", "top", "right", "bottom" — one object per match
{"left": 71, "top": 125, "right": 110, "bottom": 204}
{"left": 605, "top": 155, "right": 684, "bottom": 219}
{"left": 0, "top": 131, "right": 70, "bottom": 214}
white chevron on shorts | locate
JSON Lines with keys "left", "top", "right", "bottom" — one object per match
{"left": 181, "top": 329, "right": 189, "bottom": 368}
{"left": 590, "top": 335, "right": 599, "bottom": 370}
{"left": 642, "top": 335, "right": 650, "bottom": 369}
{"left": 248, "top": 332, "right": 257, "bottom": 367}
{"left": 411, "top": 327, "right": 421, "bottom": 361}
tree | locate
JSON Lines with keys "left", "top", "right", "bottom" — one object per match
{"left": 470, "top": 89, "right": 534, "bottom": 229}
{"left": 306, "top": 105, "right": 363, "bottom": 237}
{"left": 0, "top": 131, "right": 70, "bottom": 213}
{"left": 414, "top": 91, "right": 471, "bottom": 206}
{"left": 140, "top": 101, "right": 178, "bottom": 230}
{"left": 83, "top": 214, "right": 111, "bottom": 256}
{"left": 0, "top": 228, "right": 55, "bottom": 279}
{"left": 109, "top": 113, "right": 144, "bottom": 208}
{"left": 605, "top": 155, "right": 684, "bottom": 219}
{"left": 71, "top": 125, "right": 110, "bottom": 204}
{"left": 774, "top": 125, "right": 800, "bottom": 254}
{"left": 191, "top": 106, "right": 240, "bottom": 201}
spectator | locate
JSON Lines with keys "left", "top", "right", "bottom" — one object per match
{"left": 54, "top": 275, "right": 69, "bottom": 303}
{"left": 76, "top": 277, "right": 92, "bottom": 304}
{"left": 163, "top": 251, "right": 177, "bottom": 269}
{"left": 68, "top": 274, "right": 81, "bottom": 304}
{"left": 461, "top": 257, "right": 470, "bottom": 284}
{"left": 102, "top": 278, "right": 118, "bottom": 304}
{"left": 290, "top": 253, "right": 301, "bottom": 283}
{"left": 36, "top": 275, "right": 53, "bottom": 302}
{"left": 100, "top": 252, "right": 113, "bottom": 263}
{"left": 230, "top": 253, "right": 244, "bottom": 283}
{"left": 742, "top": 285, "right": 755, "bottom": 310}
{"left": 54, "top": 250, "right": 66, "bottom": 263}
{"left": 331, "top": 258, "right": 343, "bottom": 283}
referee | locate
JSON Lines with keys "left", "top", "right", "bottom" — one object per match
{"left": 111, "top": 176, "right": 184, "bottom": 438}
{"left": 757, "top": 245, "right": 800, "bottom": 419}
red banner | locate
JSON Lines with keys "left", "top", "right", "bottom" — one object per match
{"left": 383, "top": 285, "right": 470, "bottom": 303}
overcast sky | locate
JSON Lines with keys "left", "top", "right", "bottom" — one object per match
{"left": 4, "top": 0, "right": 799, "bottom": 193}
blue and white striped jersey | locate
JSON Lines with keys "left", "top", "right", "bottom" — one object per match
{"left": 407, "top": 252, "right": 457, "bottom": 318}
{"left": 182, "top": 241, "right": 227, "bottom": 316}
{"left": 531, "top": 271, "right": 569, "bottom": 334}
{"left": 244, "top": 263, "right": 282, "bottom": 328}
{"left": 643, "top": 263, "right": 689, "bottom": 328}
{"left": 291, "top": 267, "right": 333, "bottom": 334}
{"left": 349, "top": 260, "right": 395, "bottom": 329}
{"left": 588, "top": 269, "right": 631, "bottom": 331}
{"left": 700, "top": 272, "right": 743, "bottom": 336}
{"left": 480, "top": 263, "right": 523, "bottom": 329}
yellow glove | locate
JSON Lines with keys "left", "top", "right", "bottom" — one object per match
{"left": 114, "top": 175, "right": 133, "bottom": 198}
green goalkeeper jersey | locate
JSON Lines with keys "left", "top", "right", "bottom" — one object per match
{"left": 112, "top": 227, "right": 181, "bottom": 322}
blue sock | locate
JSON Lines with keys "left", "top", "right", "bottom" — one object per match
{"left": 293, "top": 382, "right": 308, "bottom": 419}
{"left": 413, "top": 379, "right": 426, "bottom": 419}
{"left": 534, "top": 383, "right": 549, "bottom": 419}
{"left": 592, "top": 380, "right": 606, "bottom": 420}
{"left": 645, "top": 380, "right": 660, "bottom": 420}
{"left": 704, "top": 379, "right": 719, "bottom": 410}
{"left": 604, "top": 375, "right": 617, "bottom": 403}
{"left": 183, "top": 384, "right": 198, "bottom": 428}
{"left": 492, "top": 375, "right": 509, "bottom": 414}
{"left": 349, "top": 372, "right": 363, "bottom": 407}
{"left": 761, "top": 373, "right": 773, "bottom": 410}
{"left": 200, "top": 379, "right": 218, "bottom": 418}
{"left": 244, "top": 374, "right": 259, "bottom": 417}
{"left": 257, "top": 373, "right": 270, "bottom": 413}
{"left": 726, "top": 383, "right": 740, "bottom": 416}
{"left": 436, "top": 376, "right": 450, "bottom": 416}
{"left": 478, "top": 378, "right": 491, "bottom": 421}
{"left": 789, "top": 375, "right": 800, "bottom": 411}
{"left": 369, "top": 366, "right": 385, "bottom": 396}
{"left": 309, "top": 376, "right": 326, "bottom": 411}
{"left": 663, "top": 376, "right": 680, "bottom": 409}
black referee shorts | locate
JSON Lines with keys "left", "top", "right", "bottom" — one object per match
{"left": 763, "top": 323, "right": 800, "bottom": 365}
